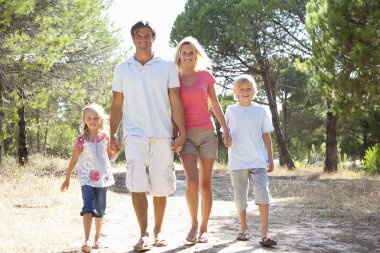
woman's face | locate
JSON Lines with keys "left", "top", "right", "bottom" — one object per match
{"left": 180, "top": 43, "right": 196, "bottom": 69}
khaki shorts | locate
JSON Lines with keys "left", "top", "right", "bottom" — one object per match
{"left": 180, "top": 128, "right": 218, "bottom": 160}
{"left": 124, "top": 136, "right": 176, "bottom": 197}
{"left": 229, "top": 168, "right": 270, "bottom": 212}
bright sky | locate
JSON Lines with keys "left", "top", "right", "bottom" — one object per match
{"left": 108, "top": 0, "right": 187, "bottom": 59}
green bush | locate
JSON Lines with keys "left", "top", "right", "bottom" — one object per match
{"left": 362, "top": 144, "right": 380, "bottom": 174}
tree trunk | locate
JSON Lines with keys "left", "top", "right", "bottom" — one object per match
{"left": 36, "top": 108, "right": 41, "bottom": 153}
{"left": 18, "top": 89, "right": 28, "bottom": 165}
{"left": 43, "top": 119, "right": 49, "bottom": 156}
{"left": 324, "top": 100, "right": 338, "bottom": 173}
{"left": 0, "top": 75, "right": 4, "bottom": 163}
{"left": 257, "top": 58, "right": 295, "bottom": 170}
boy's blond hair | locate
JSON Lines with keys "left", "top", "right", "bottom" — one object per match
{"left": 174, "top": 36, "right": 212, "bottom": 71}
{"left": 233, "top": 74, "right": 257, "bottom": 101}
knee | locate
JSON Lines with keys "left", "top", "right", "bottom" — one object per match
{"left": 199, "top": 181, "right": 212, "bottom": 194}
{"left": 187, "top": 179, "right": 199, "bottom": 191}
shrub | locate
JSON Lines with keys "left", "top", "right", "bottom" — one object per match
{"left": 362, "top": 144, "right": 380, "bottom": 174}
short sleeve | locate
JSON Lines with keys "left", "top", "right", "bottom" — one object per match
{"left": 112, "top": 64, "right": 123, "bottom": 93}
{"left": 206, "top": 70, "right": 216, "bottom": 89}
{"left": 262, "top": 107, "right": 274, "bottom": 133}
{"left": 74, "top": 136, "right": 84, "bottom": 152}
{"left": 167, "top": 61, "right": 180, "bottom": 89}
{"left": 224, "top": 106, "right": 231, "bottom": 132}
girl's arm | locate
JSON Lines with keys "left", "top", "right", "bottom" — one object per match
{"left": 262, "top": 132, "right": 274, "bottom": 172}
{"left": 60, "top": 148, "right": 81, "bottom": 192}
{"left": 208, "top": 84, "right": 230, "bottom": 140}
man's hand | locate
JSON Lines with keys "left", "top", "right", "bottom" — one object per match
{"left": 172, "top": 135, "right": 185, "bottom": 152}
{"left": 110, "top": 134, "right": 121, "bottom": 152}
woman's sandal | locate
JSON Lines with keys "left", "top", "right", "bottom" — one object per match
{"left": 186, "top": 229, "right": 198, "bottom": 243}
{"left": 133, "top": 236, "right": 151, "bottom": 252}
{"left": 237, "top": 232, "right": 249, "bottom": 241}
{"left": 259, "top": 237, "right": 277, "bottom": 247}
{"left": 197, "top": 233, "right": 208, "bottom": 243}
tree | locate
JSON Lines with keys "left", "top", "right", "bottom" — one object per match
{"left": 0, "top": 0, "right": 121, "bottom": 164}
{"left": 171, "top": 0, "right": 311, "bottom": 169}
{"left": 305, "top": 0, "right": 380, "bottom": 172}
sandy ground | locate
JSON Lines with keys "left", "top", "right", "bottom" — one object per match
{"left": 1, "top": 165, "right": 379, "bottom": 253}
{"left": 56, "top": 167, "right": 379, "bottom": 253}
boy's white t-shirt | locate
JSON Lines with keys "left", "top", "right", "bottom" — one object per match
{"left": 225, "top": 103, "right": 274, "bottom": 170}
{"left": 112, "top": 56, "right": 179, "bottom": 138}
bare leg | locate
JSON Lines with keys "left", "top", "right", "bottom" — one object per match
{"left": 238, "top": 209, "right": 249, "bottom": 233}
{"left": 132, "top": 192, "right": 149, "bottom": 237}
{"left": 180, "top": 153, "right": 199, "bottom": 237}
{"left": 258, "top": 204, "right": 269, "bottom": 239}
{"left": 198, "top": 158, "right": 214, "bottom": 237}
{"left": 153, "top": 196, "right": 167, "bottom": 237}
{"left": 83, "top": 213, "right": 92, "bottom": 242}
{"left": 94, "top": 217, "right": 103, "bottom": 243}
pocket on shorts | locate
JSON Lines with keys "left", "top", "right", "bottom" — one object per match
{"left": 167, "top": 164, "right": 176, "bottom": 193}
{"left": 125, "top": 160, "right": 134, "bottom": 189}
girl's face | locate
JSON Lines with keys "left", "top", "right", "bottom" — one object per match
{"left": 180, "top": 44, "right": 196, "bottom": 69}
{"left": 83, "top": 109, "right": 101, "bottom": 133}
{"left": 236, "top": 83, "right": 254, "bottom": 105}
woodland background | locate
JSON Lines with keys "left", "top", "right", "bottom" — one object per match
{"left": 1, "top": 0, "right": 379, "bottom": 174}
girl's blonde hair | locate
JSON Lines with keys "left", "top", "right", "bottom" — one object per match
{"left": 81, "top": 103, "right": 109, "bottom": 135}
{"left": 233, "top": 74, "right": 257, "bottom": 101}
{"left": 174, "top": 36, "right": 212, "bottom": 71}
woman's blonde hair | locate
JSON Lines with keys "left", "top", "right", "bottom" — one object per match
{"left": 233, "top": 74, "right": 257, "bottom": 101}
{"left": 81, "top": 103, "right": 109, "bottom": 135}
{"left": 174, "top": 36, "right": 212, "bottom": 71}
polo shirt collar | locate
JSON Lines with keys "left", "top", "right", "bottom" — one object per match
{"left": 126, "top": 55, "right": 161, "bottom": 65}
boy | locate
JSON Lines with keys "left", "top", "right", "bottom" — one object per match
{"left": 224, "top": 74, "right": 277, "bottom": 247}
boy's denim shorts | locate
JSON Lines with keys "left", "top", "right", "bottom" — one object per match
{"left": 229, "top": 168, "right": 270, "bottom": 212}
{"left": 80, "top": 185, "right": 108, "bottom": 218}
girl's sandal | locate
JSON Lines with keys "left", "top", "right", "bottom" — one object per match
{"left": 92, "top": 241, "right": 102, "bottom": 249}
{"left": 81, "top": 241, "right": 92, "bottom": 253}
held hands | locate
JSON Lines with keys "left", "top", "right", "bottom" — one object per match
{"left": 172, "top": 135, "right": 185, "bottom": 152}
{"left": 110, "top": 134, "right": 121, "bottom": 153}
{"left": 222, "top": 132, "right": 232, "bottom": 147}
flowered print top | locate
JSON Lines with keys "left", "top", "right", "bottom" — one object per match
{"left": 75, "top": 132, "right": 115, "bottom": 187}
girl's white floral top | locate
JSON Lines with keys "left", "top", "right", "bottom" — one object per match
{"left": 75, "top": 132, "right": 115, "bottom": 187}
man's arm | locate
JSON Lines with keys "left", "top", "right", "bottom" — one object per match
{"left": 168, "top": 87, "right": 186, "bottom": 152}
{"left": 262, "top": 132, "right": 274, "bottom": 172}
{"left": 109, "top": 91, "right": 124, "bottom": 152}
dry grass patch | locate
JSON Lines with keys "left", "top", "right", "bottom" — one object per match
{"left": 270, "top": 165, "right": 380, "bottom": 222}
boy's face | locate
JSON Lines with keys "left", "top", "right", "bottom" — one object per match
{"left": 236, "top": 83, "right": 254, "bottom": 105}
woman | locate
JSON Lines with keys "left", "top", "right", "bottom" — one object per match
{"left": 174, "top": 36, "right": 230, "bottom": 243}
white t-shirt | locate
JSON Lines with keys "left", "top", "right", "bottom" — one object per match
{"left": 112, "top": 56, "right": 180, "bottom": 138}
{"left": 225, "top": 103, "right": 274, "bottom": 170}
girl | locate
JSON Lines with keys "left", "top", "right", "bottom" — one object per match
{"left": 174, "top": 36, "right": 230, "bottom": 244}
{"left": 61, "top": 103, "right": 119, "bottom": 252}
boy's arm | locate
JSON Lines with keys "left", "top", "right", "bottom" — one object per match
{"left": 60, "top": 148, "right": 81, "bottom": 192}
{"left": 262, "top": 132, "right": 274, "bottom": 172}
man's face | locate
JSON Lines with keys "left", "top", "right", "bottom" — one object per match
{"left": 132, "top": 27, "right": 155, "bottom": 51}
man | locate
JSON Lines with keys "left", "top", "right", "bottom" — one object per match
{"left": 109, "top": 20, "right": 186, "bottom": 251}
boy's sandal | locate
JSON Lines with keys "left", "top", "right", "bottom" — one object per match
{"left": 237, "top": 232, "right": 250, "bottom": 241}
{"left": 153, "top": 237, "right": 167, "bottom": 247}
{"left": 259, "top": 237, "right": 277, "bottom": 247}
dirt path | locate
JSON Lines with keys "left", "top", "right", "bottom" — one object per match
{"left": 58, "top": 167, "right": 380, "bottom": 253}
